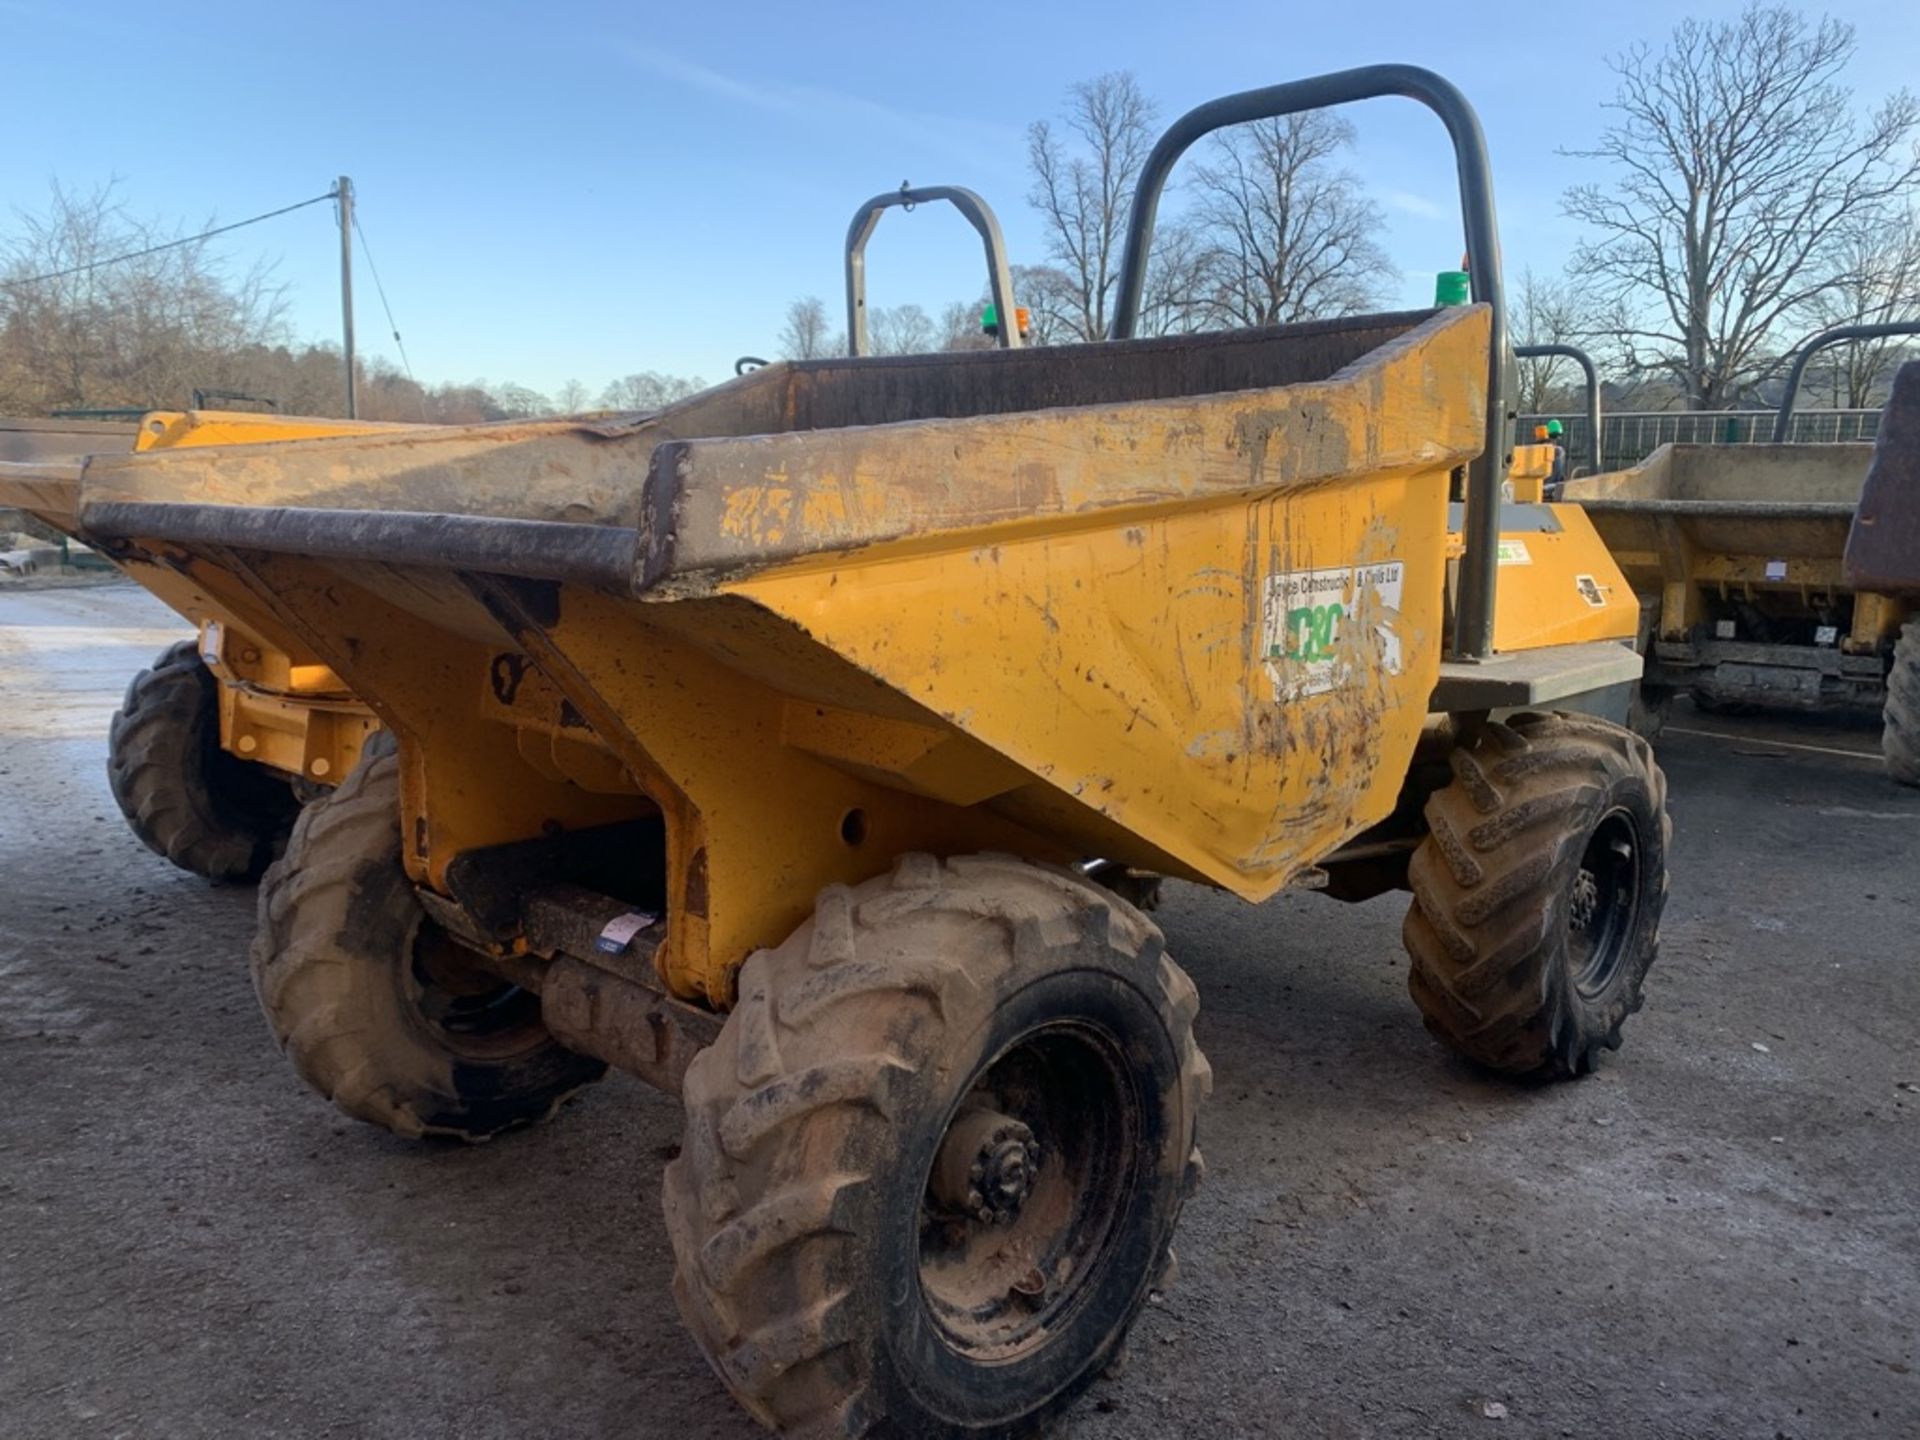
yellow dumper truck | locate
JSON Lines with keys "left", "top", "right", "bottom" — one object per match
{"left": 0, "top": 411, "right": 394, "bottom": 878}
{"left": 1562, "top": 321, "right": 1920, "bottom": 781}
{"left": 61, "top": 67, "right": 1669, "bottom": 1439}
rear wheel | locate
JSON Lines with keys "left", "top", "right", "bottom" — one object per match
{"left": 107, "top": 639, "right": 297, "bottom": 881}
{"left": 1404, "top": 713, "right": 1670, "bottom": 1079}
{"left": 1626, "top": 604, "right": 1673, "bottom": 741}
{"left": 251, "top": 745, "right": 605, "bottom": 1139}
{"left": 1884, "top": 620, "right": 1920, "bottom": 787}
{"left": 1626, "top": 683, "right": 1674, "bottom": 741}
{"left": 664, "top": 853, "right": 1209, "bottom": 1438}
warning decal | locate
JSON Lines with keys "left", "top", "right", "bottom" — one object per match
{"left": 1261, "top": 561, "right": 1406, "bottom": 701}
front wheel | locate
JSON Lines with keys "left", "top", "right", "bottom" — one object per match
{"left": 1627, "top": 683, "right": 1674, "bottom": 742}
{"left": 664, "top": 853, "right": 1209, "bottom": 1439}
{"left": 107, "top": 639, "right": 298, "bottom": 881}
{"left": 1404, "top": 713, "right": 1671, "bottom": 1079}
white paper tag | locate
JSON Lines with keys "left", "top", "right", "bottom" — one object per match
{"left": 1765, "top": 559, "right": 1788, "bottom": 581}
{"left": 595, "top": 911, "right": 659, "bottom": 954}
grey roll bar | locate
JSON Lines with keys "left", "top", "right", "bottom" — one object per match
{"left": 1109, "top": 64, "right": 1510, "bottom": 660}
{"left": 1771, "top": 320, "right": 1920, "bottom": 443}
{"left": 844, "top": 184, "right": 1021, "bottom": 358}
{"left": 1516, "top": 343, "right": 1601, "bottom": 476}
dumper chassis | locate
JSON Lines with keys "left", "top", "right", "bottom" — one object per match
{"left": 65, "top": 66, "right": 1673, "bottom": 1438}
{"left": 1, "top": 412, "right": 398, "bottom": 879}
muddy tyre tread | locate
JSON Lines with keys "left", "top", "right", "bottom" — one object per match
{"left": 107, "top": 639, "right": 294, "bottom": 881}
{"left": 252, "top": 747, "right": 603, "bottom": 1140}
{"left": 1404, "top": 713, "right": 1671, "bottom": 1079}
{"left": 663, "top": 853, "right": 1208, "bottom": 1439}
{"left": 1884, "top": 620, "right": 1920, "bottom": 787}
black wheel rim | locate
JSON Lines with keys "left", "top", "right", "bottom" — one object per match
{"left": 399, "top": 923, "right": 548, "bottom": 1062}
{"left": 915, "top": 1021, "right": 1139, "bottom": 1362}
{"left": 1568, "top": 807, "right": 1641, "bottom": 997}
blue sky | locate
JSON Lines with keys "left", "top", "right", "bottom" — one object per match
{"left": 7, "top": 0, "right": 1917, "bottom": 397}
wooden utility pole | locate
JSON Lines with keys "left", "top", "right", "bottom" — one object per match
{"left": 337, "top": 175, "right": 357, "bottom": 418}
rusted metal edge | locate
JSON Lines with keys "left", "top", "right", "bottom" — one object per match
{"left": 635, "top": 305, "right": 1487, "bottom": 596}
{"left": 1575, "top": 499, "right": 1856, "bottom": 519}
{"left": 80, "top": 501, "right": 639, "bottom": 590}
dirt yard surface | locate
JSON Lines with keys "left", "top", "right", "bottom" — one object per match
{"left": 3, "top": 582, "right": 1916, "bottom": 1440}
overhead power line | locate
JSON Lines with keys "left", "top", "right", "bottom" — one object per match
{"left": 0, "top": 189, "right": 339, "bottom": 289}
{"left": 349, "top": 212, "right": 418, "bottom": 387}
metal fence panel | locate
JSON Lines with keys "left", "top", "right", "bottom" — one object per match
{"left": 1517, "top": 409, "right": 1882, "bottom": 474}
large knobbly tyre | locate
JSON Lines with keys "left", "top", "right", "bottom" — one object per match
{"left": 1626, "top": 682, "right": 1673, "bottom": 742}
{"left": 1625, "top": 605, "right": 1672, "bottom": 742}
{"left": 107, "top": 639, "right": 298, "bottom": 881}
{"left": 1404, "top": 713, "right": 1670, "bottom": 1080}
{"left": 1884, "top": 620, "right": 1920, "bottom": 787}
{"left": 251, "top": 747, "right": 605, "bottom": 1140}
{"left": 664, "top": 853, "right": 1210, "bottom": 1439}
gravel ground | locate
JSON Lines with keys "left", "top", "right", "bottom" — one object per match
{"left": 2, "top": 581, "right": 1916, "bottom": 1440}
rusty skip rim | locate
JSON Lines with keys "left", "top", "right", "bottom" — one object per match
{"left": 80, "top": 502, "right": 640, "bottom": 591}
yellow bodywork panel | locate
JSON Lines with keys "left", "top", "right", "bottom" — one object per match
{"left": 1506, "top": 441, "right": 1555, "bottom": 504}
{"left": 732, "top": 481, "right": 1445, "bottom": 897}
{"left": 0, "top": 408, "right": 415, "bottom": 784}
{"left": 133, "top": 410, "right": 410, "bottom": 452}
{"left": 1447, "top": 504, "right": 1639, "bottom": 652}
{"left": 75, "top": 306, "right": 1509, "bottom": 1004}
{"left": 141, "top": 412, "right": 415, "bottom": 781}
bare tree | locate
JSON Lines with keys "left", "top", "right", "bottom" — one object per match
{"left": 778, "top": 296, "right": 838, "bottom": 359}
{"left": 939, "top": 300, "right": 995, "bottom": 351}
{"left": 1512, "top": 268, "right": 1602, "bottom": 414}
{"left": 1007, "top": 264, "right": 1078, "bottom": 346}
{"left": 866, "top": 303, "right": 938, "bottom": 356}
{"left": 1134, "top": 221, "right": 1217, "bottom": 338}
{"left": 490, "top": 382, "right": 553, "bottom": 418}
{"left": 1563, "top": 5, "right": 1920, "bottom": 409}
{"left": 1027, "top": 72, "right": 1157, "bottom": 341}
{"left": 0, "top": 180, "right": 288, "bottom": 414}
{"left": 599, "top": 371, "right": 704, "bottom": 412}
{"left": 1186, "top": 114, "right": 1394, "bottom": 330}
{"left": 1801, "top": 212, "right": 1920, "bottom": 407}
{"left": 553, "top": 378, "right": 591, "bottom": 413}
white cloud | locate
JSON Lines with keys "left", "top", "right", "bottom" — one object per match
{"left": 618, "top": 44, "right": 1016, "bottom": 171}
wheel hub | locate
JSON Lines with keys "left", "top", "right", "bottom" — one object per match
{"left": 1568, "top": 809, "right": 1642, "bottom": 997}
{"left": 932, "top": 1107, "right": 1039, "bottom": 1225}
{"left": 1569, "top": 868, "right": 1600, "bottom": 931}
